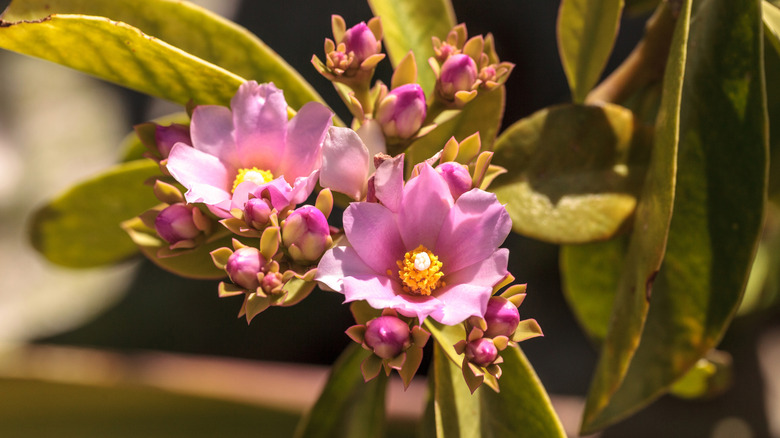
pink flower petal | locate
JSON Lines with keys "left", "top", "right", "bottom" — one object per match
{"left": 316, "top": 246, "right": 376, "bottom": 292}
{"left": 320, "top": 126, "right": 369, "bottom": 200}
{"left": 288, "top": 170, "right": 320, "bottom": 205}
{"left": 343, "top": 202, "right": 404, "bottom": 275}
{"left": 444, "top": 248, "right": 509, "bottom": 289}
{"left": 231, "top": 82, "right": 288, "bottom": 171}
{"left": 343, "top": 276, "right": 440, "bottom": 323}
{"left": 166, "top": 143, "right": 232, "bottom": 205}
{"left": 429, "top": 283, "right": 491, "bottom": 325}
{"left": 190, "top": 105, "right": 237, "bottom": 164}
{"left": 397, "top": 164, "right": 453, "bottom": 250}
{"left": 435, "top": 189, "right": 511, "bottom": 273}
{"left": 356, "top": 120, "right": 387, "bottom": 171}
{"left": 278, "top": 102, "right": 332, "bottom": 181}
{"left": 373, "top": 154, "right": 404, "bottom": 212}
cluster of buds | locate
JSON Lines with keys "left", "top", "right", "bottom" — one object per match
{"left": 345, "top": 303, "right": 430, "bottom": 388}
{"left": 124, "top": 180, "right": 216, "bottom": 258}
{"left": 455, "top": 278, "right": 543, "bottom": 393}
{"left": 210, "top": 189, "right": 335, "bottom": 322}
{"left": 430, "top": 24, "right": 514, "bottom": 107}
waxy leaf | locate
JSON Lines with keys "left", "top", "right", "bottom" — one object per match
{"left": 367, "top": 0, "right": 456, "bottom": 94}
{"left": 580, "top": 0, "right": 690, "bottom": 432}
{"left": 0, "top": 14, "right": 244, "bottom": 107}
{"left": 557, "top": 0, "right": 625, "bottom": 103}
{"left": 582, "top": 0, "right": 767, "bottom": 431}
{"left": 0, "top": 0, "right": 324, "bottom": 110}
{"left": 294, "top": 344, "right": 386, "bottom": 438}
{"left": 490, "top": 102, "right": 650, "bottom": 244}
{"left": 29, "top": 159, "right": 160, "bottom": 268}
{"left": 406, "top": 87, "right": 505, "bottom": 169}
{"left": 432, "top": 344, "right": 481, "bottom": 438}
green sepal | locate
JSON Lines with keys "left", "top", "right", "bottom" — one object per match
{"left": 277, "top": 278, "right": 317, "bottom": 307}
{"left": 217, "top": 281, "right": 244, "bottom": 298}
{"left": 210, "top": 247, "right": 233, "bottom": 270}
{"left": 512, "top": 319, "right": 544, "bottom": 343}
{"left": 390, "top": 51, "right": 418, "bottom": 89}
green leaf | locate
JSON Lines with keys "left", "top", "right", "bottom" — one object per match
{"left": 432, "top": 343, "right": 481, "bottom": 438}
{"left": 0, "top": 14, "right": 244, "bottom": 107}
{"left": 580, "top": 0, "right": 691, "bottom": 432}
{"left": 0, "top": 0, "right": 324, "bottom": 110}
{"left": 367, "top": 0, "right": 456, "bottom": 94}
{"left": 582, "top": 0, "right": 767, "bottom": 431}
{"left": 480, "top": 346, "right": 567, "bottom": 438}
{"left": 406, "top": 87, "right": 505, "bottom": 169}
{"left": 763, "top": 0, "right": 780, "bottom": 56}
{"left": 559, "top": 238, "right": 627, "bottom": 343}
{"left": 490, "top": 102, "right": 650, "bottom": 244}
{"left": 294, "top": 344, "right": 387, "bottom": 438}
{"left": 557, "top": 0, "right": 625, "bottom": 103}
{"left": 763, "top": 7, "right": 780, "bottom": 202}
{"left": 29, "top": 159, "right": 160, "bottom": 268}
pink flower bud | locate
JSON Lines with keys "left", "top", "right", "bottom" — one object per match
{"left": 364, "top": 316, "right": 412, "bottom": 359}
{"left": 244, "top": 197, "right": 273, "bottom": 227}
{"left": 375, "top": 84, "right": 427, "bottom": 139}
{"left": 154, "top": 204, "right": 200, "bottom": 244}
{"left": 483, "top": 297, "right": 520, "bottom": 338}
{"left": 155, "top": 123, "right": 191, "bottom": 159}
{"left": 466, "top": 338, "right": 499, "bottom": 367}
{"left": 439, "top": 54, "right": 478, "bottom": 98}
{"left": 261, "top": 271, "right": 284, "bottom": 292}
{"left": 436, "top": 162, "right": 472, "bottom": 200}
{"left": 226, "top": 247, "right": 266, "bottom": 290}
{"left": 342, "top": 22, "right": 379, "bottom": 64}
{"left": 282, "top": 206, "right": 331, "bottom": 262}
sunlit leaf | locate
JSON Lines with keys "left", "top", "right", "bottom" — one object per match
{"left": 580, "top": 0, "right": 690, "bottom": 432}
{"left": 29, "top": 159, "right": 160, "bottom": 268}
{"left": 582, "top": 0, "right": 767, "bottom": 431}
{"left": 0, "top": 0, "right": 324, "bottom": 110}
{"left": 432, "top": 343, "right": 481, "bottom": 438}
{"left": 367, "top": 0, "right": 456, "bottom": 94}
{"left": 0, "top": 14, "right": 244, "bottom": 107}
{"left": 406, "top": 87, "right": 505, "bottom": 169}
{"left": 668, "top": 350, "right": 732, "bottom": 400}
{"left": 557, "top": 0, "right": 625, "bottom": 103}
{"left": 294, "top": 344, "right": 386, "bottom": 438}
{"left": 490, "top": 102, "right": 650, "bottom": 244}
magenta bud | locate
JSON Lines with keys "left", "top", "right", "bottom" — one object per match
{"left": 282, "top": 206, "right": 331, "bottom": 262}
{"left": 245, "top": 197, "right": 273, "bottom": 226}
{"left": 155, "top": 123, "right": 191, "bottom": 159}
{"left": 436, "top": 162, "right": 472, "bottom": 200}
{"left": 155, "top": 204, "right": 200, "bottom": 244}
{"left": 225, "top": 247, "right": 266, "bottom": 290}
{"left": 439, "top": 54, "right": 478, "bottom": 98}
{"left": 466, "top": 338, "right": 499, "bottom": 367}
{"left": 483, "top": 297, "right": 520, "bottom": 338}
{"left": 364, "top": 316, "right": 412, "bottom": 359}
{"left": 342, "top": 22, "right": 379, "bottom": 64}
{"left": 375, "top": 84, "right": 427, "bottom": 139}
{"left": 261, "top": 271, "right": 283, "bottom": 292}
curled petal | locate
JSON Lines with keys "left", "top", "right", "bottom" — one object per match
{"left": 373, "top": 154, "right": 404, "bottom": 212}
{"left": 356, "top": 120, "right": 387, "bottom": 171}
{"left": 320, "top": 126, "right": 370, "bottom": 200}
{"left": 279, "top": 102, "right": 333, "bottom": 181}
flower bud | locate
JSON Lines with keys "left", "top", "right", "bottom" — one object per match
{"left": 282, "top": 205, "right": 331, "bottom": 263}
{"left": 483, "top": 296, "right": 520, "bottom": 338}
{"left": 436, "top": 162, "right": 472, "bottom": 200}
{"left": 342, "top": 22, "right": 379, "bottom": 64}
{"left": 244, "top": 197, "right": 273, "bottom": 227}
{"left": 155, "top": 123, "right": 191, "bottom": 159}
{"left": 261, "top": 271, "right": 284, "bottom": 292}
{"left": 466, "top": 338, "right": 499, "bottom": 367}
{"left": 438, "top": 54, "right": 478, "bottom": 99}
{"left": 364, "top": 316, "right": 412, "bottom": 359}
{"left": 154, "top": 204, "right": 200, "bottom": 244}
{"left": 375, "top": 84, "right": 426, "bottom": 139}
{"left": 226, "top": 247, "right": 266, "bottom": 290}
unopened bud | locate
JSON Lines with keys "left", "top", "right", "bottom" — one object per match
{"left": 282, "top": 205, "right": 331, "bottom": 263}
{"left": 439, "top": 54, "right": 478, "bottom": 99}
{"left": 244, "top": 197, "right": 273, "bottom": 227}
{"left": 466, "top": 338, "right": 499, "bottom": 367}
{"left": 364, "top": 316, "right": 412, "bottom": 359}
{"left": 342, "top": 22, "right": 379, "bottom": 64}
{"left": 375, "top": 84, "right": 427, "bottom": 139}
{"left": 436, "top": 162, "right": 472, "bottom": 200}
{"left": 483, "top": 297, "right": 520, "bottom": 338}
{"left": 155, "top": 124, "right": 191, "bottom": 159}
{"left": 155, "top": 204, "right": 200, "bottom": 244}
{"left": 225, "top": 247, "right": 266, "bottom": 290}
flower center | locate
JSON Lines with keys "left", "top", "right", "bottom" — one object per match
{"left": 397, "top": 245, "right": 444, "bottom": 296}
{"left": 232, "top": 167, "right": 273, "bottom": 193}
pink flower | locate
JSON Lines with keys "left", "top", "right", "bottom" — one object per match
{"left": 166, "top": 81, "right": 335, "bottom": 217}
{"left": 316, "top": 156, "right": 511, "bottom": 325}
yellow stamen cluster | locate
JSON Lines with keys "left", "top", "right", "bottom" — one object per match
{"left": 396, "top": 245, "right": 444, "bottom": 296}
{"left": 232, "top": 167, "right": 273, "bottom": 193}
